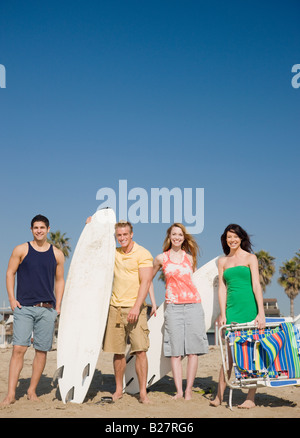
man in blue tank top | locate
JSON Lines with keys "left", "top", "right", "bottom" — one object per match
{"left": 0, "top": 215, "right": 65, "bottom": 407}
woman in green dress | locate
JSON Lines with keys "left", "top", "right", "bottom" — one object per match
{"left": 210, "top": 224, "right": 265, "bottom": 409}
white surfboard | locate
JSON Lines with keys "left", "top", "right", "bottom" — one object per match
{"left": 124, "top": 256, "right": 220, "bottom": 395}
{"left": 55, "top": 208, "right": 116, "bottom": 404}
{"left": 192, "top": 256, "right": 220, "bottom": 331}
{"left": 124, "top": 302, "right": 171, "bottom": 395}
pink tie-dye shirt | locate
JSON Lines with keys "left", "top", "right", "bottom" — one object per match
{"left": 162, "top": 250, "right": 201, "bottom": 304}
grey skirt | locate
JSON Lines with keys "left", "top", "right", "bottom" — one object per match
{"left": 164, "top": 303, "right": 209, "bottom": 357}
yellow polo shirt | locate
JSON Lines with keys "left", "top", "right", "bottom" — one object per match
{"left": 110, "top": 242, "right": 153, "bottom": 307}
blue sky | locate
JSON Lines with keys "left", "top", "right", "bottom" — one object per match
{"left": 0, "top": 0, "right": 299, "bottom": 316}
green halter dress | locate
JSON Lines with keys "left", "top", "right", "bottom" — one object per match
{"left": 223, "top": 266, "right": 258, "bottom": 324}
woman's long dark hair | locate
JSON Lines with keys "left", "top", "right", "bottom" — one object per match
{"left": 221, "top": 224, "right": 253, "bottom": 255}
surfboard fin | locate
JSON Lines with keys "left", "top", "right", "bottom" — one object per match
{"left": 82, "top": 363, "right": 90, "bottom": 384}
{"left": 147, "top": 374, "right": 156, "bottom": 387}
{"left": 123, "top": 377, "right": 134, "bottom": 390}
{"left": 65, "top": 386, "right": 75, "bottom": 403}
{"left": 52, "top": 365, "right": 64, "bottom": 386}
{"left": 126, "top": 355, "right": 134, "bottom": 364}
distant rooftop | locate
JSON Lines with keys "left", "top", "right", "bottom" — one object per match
{"left": 263, "top": 298, "right": 280, "bottom": 317}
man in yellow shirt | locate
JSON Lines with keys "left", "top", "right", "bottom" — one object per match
{"left": 102, "top": 220, "right": 153, "bottom": 403}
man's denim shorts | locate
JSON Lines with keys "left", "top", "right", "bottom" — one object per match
{"left": 13, "top": 306, "right": 58, "bottom": 351}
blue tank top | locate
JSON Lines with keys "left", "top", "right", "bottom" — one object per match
{"left": 16, "top": 242, "right": 57, "bottom": 306}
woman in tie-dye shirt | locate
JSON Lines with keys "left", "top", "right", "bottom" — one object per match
{"left": 152, "top": 223, "right": 208, "bottom": 400}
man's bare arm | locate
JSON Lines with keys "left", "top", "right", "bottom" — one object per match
{"left": 127, "top": 266, "right": 153, "bottom": 323}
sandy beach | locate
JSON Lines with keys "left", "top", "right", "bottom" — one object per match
{"left": 0, "top": 344, "right": 299, "bottom": 421}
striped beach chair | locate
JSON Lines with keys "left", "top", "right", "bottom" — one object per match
{"left": 218, "top": 315, "right": 300, "bottom": 409}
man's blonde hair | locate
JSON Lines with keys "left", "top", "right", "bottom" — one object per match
{"left": 115, "top": 220, "right": 133, "bottom": 233}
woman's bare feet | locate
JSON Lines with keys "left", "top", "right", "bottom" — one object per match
{"left": 238, "top": 388, "right": 256, "bottom": 408}
{"left": 238, "top": 399, "right": 256, "bottom": 409}
{"left": 0, "top": 396, "right": 16, "bottom": 408}
{"left": 27, "top": 391, "right": 41, "bottom": 402}
{"left": 209, "top": 396, "right": 222, "bottom": 407}
{"left": 184, "top": 389, "right": 193, "bottom": 401}
{"left": 172, "top": 391, "right": 183, "bottom": 400}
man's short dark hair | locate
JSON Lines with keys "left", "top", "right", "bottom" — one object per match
{"left": 31, "top": 214, "right": 50, "bottom": 228}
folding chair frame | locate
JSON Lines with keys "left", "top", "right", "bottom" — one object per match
{"left": 218, "top": 314, "right": 300, "bottom": 410}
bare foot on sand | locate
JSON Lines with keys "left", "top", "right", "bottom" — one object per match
{"left": 172, "top": 392, "right": 183, "bottom": 400}
{"left": 209, "top": 396, "right": 222, "bottom": 407}
{"left": 112, "top": 391, "right": 123, "bottom": 402}
{"left": 0, "top": 396, "right": 16, "bottom": 408}
{"left": 27, "top": 391, "right": 41, "bottom": 402}
{"left": 184, "top": 389, "right": 193, "bottom": 401}
{"left": 139, "top": 394, "right": 151, "bottom": 404}
{"left": 238, "top": 400, "right": 256, "bottom": 409}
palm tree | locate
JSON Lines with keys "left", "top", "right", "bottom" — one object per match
{"left": 278, "top": 252, "right": 300, "bottom": 318}
{"left": 255, "top": 250, "right": 276, "bottom": 293}
{"left": 48, "top": 231, "right": 71, "bottom": 258}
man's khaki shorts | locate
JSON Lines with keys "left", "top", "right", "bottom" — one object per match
{"left": 103, "top": 305, "right": 149, "bottom": 355}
